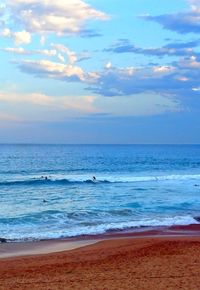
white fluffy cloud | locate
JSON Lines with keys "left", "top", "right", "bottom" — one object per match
{"left": 17, "top": 58, "right": 99, "bottom": 82}
{"left": 0, "top": 28, "right": 31, "bottom": 45}
{"left": 5, "top": 0, "right": 109, "bottom": 36}
{"left": 12, "top": 30, "right": 31, "bottom": 45}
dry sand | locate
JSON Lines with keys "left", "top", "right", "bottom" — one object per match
{"left": 1, "top": 227, "right": 200, "bottom": 290}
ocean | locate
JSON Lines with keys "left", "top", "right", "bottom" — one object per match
{"left": 0, "top": 144, "right": 200, "bottom": 241}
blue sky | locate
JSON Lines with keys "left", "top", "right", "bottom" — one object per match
{"left": 0, "top": 0, "right": 200, "bottom": 143}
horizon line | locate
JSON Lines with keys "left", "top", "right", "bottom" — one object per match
{"left": 0, "top": 143, "right": 200, "bottom": 146}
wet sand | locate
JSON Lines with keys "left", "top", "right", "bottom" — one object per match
{"left": 1, "top": 225, "right": 200, "bottom": 290}
{"left": 0, "top": 239, "right": 98, "bottom": 259}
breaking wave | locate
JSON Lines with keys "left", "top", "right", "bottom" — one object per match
{"left": 1, "top": 173, "right": 200, "bottom": 186}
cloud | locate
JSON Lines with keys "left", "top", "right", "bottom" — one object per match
{"left": 152, "top": 66, "right": 175, "bottom": 73}
{"left": 87, "top": 59, "right": 200, "bottom": 106}
{"left": 57, "top": 53, "right": 65, "bottom": 63}
{"left": 105, "top": 62, "right": 112, "bottom": 69}
{"left": 2, "top": 43, "right": 90, "bottom": 64}
{"left": 16, "top": 59, "right": 86, "bottom": 82}
{"left": 0, "top": 89, "right": 179, "bottom": 119}
{"left": 15, "top": 58, "right": 99, "bottom": 83}
{"left": 106, "top": 39, "right": 200, "bottom": 57}
{"left": 4, "top": 0, "right": 109, "bottom": 37}
{"left": 0, "top": 4, "right": 5, "bottom": 17}
{"left": 77, "top": 51, "right": 91, "bottom": 62}
{"left": 14, "top": 52, "right": 200, "bottom": 107}
{"left": 0, "top": 112, "right": 22, "bottom": 122}
{"left": 13, "top": 30, "right": 31, "bottom": 45}
{"left": 164, "top": 40, "right": 199, "bottom": 49}
{"left": 0, "top": 91, "right": 98, "bottom": 113}
{"left": 1, "top": 47, "right": 57, "bottom": 56}
{"left": 0, "top": 91, "right": 53, "bottom": 106}
{"left": 89, "top": 65, "right": 177, "bottom": 97}
{"left": 0, "top": 28, "right": 31, "bottom": 45}
{"left": 192, "top": 87, "right": 200, "bottom": 91}
{"left": 78, "top": 29, "right": 103, "bottom": 38}
{"left": 8, "top": 40, "right": 200, "bottom": 116}
{"left": 142, "top": 1, "right": 200, "bottom": 34}
{"left": 179, "top": 55, "right": 200, "bottom": 69}
{"left": 1, "top": 47, "right": 27, "bottom": 55}
{"left": 51, "top": 44, "right": 77, "bottom": 64}
{"left": 96, "top": 93, "right": 180, "bottom": 116}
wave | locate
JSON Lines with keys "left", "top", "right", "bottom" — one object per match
{"left": 2, "top": 215, "right": 199, "bottom": 242}
{"left": 1, "top": 173, "right": 200, "bottom": 186}
{"left": 0, "top": 209, "right": 136, "bottom": 225}
{"left": 0, "top": 178, "right": 110, "bottom": 186}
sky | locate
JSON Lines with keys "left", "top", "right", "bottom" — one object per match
{"left": 0, "top": 0, "right": 200, "bottom": 144}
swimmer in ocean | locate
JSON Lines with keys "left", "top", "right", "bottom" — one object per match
{"left": 92, "top": 176, "right": 96, "bottom": 182}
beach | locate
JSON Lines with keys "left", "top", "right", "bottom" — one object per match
{"left": 1, "top": 226, "right": 200, "bottom": 290}
{"left": 1, "top": 0, "right": 200, "bottom": 285}
{"left": 1, "top": 145, "right": 200, "bottom": 289}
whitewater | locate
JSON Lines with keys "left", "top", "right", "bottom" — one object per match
{"left": 0, "top": 144, "right": 200, "bottom": 241}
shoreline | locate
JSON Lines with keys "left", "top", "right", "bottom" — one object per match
{"left": 1, "top": 223, "right": 200, "bottom": 259}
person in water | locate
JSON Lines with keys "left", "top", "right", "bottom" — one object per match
{"left": 41, "top": 176, "right": 48, "bottom": 180}
{"left": 92, "top": 176, "right": 96, "bottom": 182}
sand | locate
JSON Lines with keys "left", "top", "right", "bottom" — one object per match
{"left": 1, "top": 227, "right": 200, "bottom": 290}
{"left": 0, "top": 239, "right": 98, "bottom": 259}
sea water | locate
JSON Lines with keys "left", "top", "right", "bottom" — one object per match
{"left": 0, "top": 144, "right": 200, "bottom": 241}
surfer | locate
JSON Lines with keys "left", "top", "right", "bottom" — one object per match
{"left": 41, "top": 176, "right": 49, "bottom": 180}
{"left": 92, "top": 176, "right": 96, "bottom": 182}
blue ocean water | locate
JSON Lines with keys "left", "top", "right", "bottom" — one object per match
{"left": 0, "top": 144, "right": 200, "bottom": 241}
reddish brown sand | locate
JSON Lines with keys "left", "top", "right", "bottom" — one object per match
{"left": 1, "top": 234, "right": 200, "bottom": 290}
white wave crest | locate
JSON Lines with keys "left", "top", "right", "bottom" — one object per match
{"left": 2, "top": 215, "right": 198, "bottom": 241}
